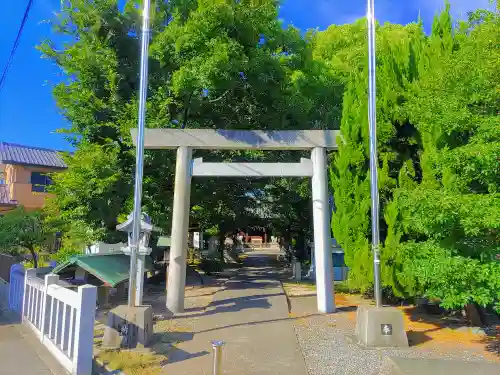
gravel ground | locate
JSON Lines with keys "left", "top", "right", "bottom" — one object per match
{"left": 289, "top": 297, "right": 498, "bottom": 375}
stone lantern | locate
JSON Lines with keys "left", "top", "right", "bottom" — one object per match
{"left": 116, "top": 212, "right": 153, "bottom": 305}
{"left": 117, "top": 212, "right": 153, "bottom": 254}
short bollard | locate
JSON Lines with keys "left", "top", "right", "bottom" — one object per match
{"left": 212, "top": 340, "right": 225, "bottom": 375}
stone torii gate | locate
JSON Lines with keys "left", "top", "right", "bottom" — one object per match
{"left": 131, "top": 128, "right": 340, "bottom": 314}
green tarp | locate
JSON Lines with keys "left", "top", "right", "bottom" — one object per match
{"left": 52, "top": 253, "right": 154, "bottom": 287}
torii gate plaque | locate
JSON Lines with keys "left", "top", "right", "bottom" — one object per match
{"left": 131, "top": 128, "right": 340, "bottom": 314}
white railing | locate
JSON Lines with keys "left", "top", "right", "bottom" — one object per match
{"left": 23, "top": 269, "right": 97, "bottom": 375}
{"left": 8, "top": 263, "right": 24, "bottom": 313}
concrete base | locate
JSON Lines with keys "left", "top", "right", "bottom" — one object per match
{"left": 102, "top": 305, "right": 153, "bottom": 349}
{"left": 380, "top": 357, "right": 500, "bottom": 375}
{"left": 355, "top": 305, "right": 408, "bottom": 348}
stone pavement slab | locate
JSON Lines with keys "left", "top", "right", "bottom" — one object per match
{"left": 160, "top": 252, "right": 308, "bottom": 375}
{"left": 0, "top": 312, "right": 68, "bottom": 375}
{"left": 380, "top": 357, "right": 500, "bottom": 375}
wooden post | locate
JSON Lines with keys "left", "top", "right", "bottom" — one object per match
{"left": 72, "top": 285, "right": 97, "bottom": 375}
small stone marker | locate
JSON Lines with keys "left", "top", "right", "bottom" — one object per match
{"left": 355, "top": 305, "right": 408, "bottom": 348}
{"left": 102, "top": 305, "right": 153, "bottom": 349}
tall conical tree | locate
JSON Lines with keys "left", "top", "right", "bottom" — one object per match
{"left": 324, "top": 19, "right": 427, "bottom": 292}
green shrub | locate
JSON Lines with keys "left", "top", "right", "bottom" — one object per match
{"left": 197, "top": 258, "right": 224, "bottom": 275}
{"left": 187, "top": 248, "right": 202, "bottom": 265}
{"left": 205, "top": 226, "right": 219, "bottom": 237}
{"left": 52, "top": 248, "right": 83, "bottom": 264}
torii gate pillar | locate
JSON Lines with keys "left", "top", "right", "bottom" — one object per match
{"left": 166, "top": 146, "right": 193, "bottom": 313}
{"left": 311, "top": 147, "right": 334, "bottom": 313}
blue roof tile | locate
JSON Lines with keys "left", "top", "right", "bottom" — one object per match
{"left": 0, "top": 142, "right": 67, "bottom": 168}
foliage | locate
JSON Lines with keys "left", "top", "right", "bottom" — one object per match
{"left": 41, "top": 0, "right": 500, "bottom": 312}
{"left": 187, "top": 247, "right": 202, "bottom": 265}
{"left": 386, "top": 8, "right": 500, "bottom": 310}
{"left": 396, "top": 241, "right": 500, "bottom": 311}
{"left": 187, "top": 247, "right": 225, "bottom": 275}
{"left": 40, "top": 0, "right": 341, "bottom": 241}
{"left": 327, "top": 18, "right": 426, "bottom": 291}
{"left": 0, "top": 207, "right": 51, "bottom": 268}
{"left": 45, "top": 143, "right": 127, "bottom": 246}
{"left": 204, "top": 225, "right": 219, "bottom": 237}
{"left": 51, "top": 247, "right": 83, "bottom": 264}
{"left": 96, "top": 349, "right": 165, "bottom": 375}
{"left": 326, "top": 4, "right": 500, "bottom": 310}
{"left": 196, "top": 258, "right": 225, "bottom": 276}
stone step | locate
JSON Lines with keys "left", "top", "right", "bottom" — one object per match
{"left": 379, "top": 357, "right": 500, "bottom": 375}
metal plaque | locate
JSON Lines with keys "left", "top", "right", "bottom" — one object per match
{"left": 381, "top": 324, "right": 393, "bottom": 336}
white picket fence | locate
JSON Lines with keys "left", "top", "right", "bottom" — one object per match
{"left": 23, "top": 269, "right": 97, "bottom": 375}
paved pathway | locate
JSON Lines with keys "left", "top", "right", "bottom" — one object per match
{"left": 161, "top": 251, "right": 308, "bottom": 375}
{"left": 0, "top": 312, "right": 67, "bottom": 375}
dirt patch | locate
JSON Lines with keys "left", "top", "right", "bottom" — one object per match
{"left": 184, "top": 285, "right": 225, "bottom": 298}
{"left": 402, "top": 306, "right": 500, "bottom": 361}
{"left": 282, "top": 281, "right": 316, "bottom": 297}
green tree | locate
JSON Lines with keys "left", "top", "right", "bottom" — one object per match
{"left": 323, "top": 19, "right": 426, "bottom": 291}
{"left": 45, "top": 143, "right": 128, "bottom": 245}
{"left": 386, "top": 8, "right": 500, "bottom": 310}
{"left": 323, "top": 3, "right": 500, "bottom": 312}
{"left": 40, "top": 0, "right": 341, "bottom": 242}
{"left": 0, "top": 207, "right": 50, "bottom": 268}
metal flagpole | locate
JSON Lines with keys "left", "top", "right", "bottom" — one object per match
{"left": 128, "top": 0, "right": 151, "bottom": 307}
{"left": 367, "top": 0, "right": 382, "bottom": 308}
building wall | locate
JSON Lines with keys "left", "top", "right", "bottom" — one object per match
{"left": 0, "top": 163, "right": 15, "bottom": 213}
{"left": 3, "top": 164, "right": 58, "bottom": 210}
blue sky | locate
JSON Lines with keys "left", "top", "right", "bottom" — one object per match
{"left": 0, "top": 0, "right": 494, "bottom": 151}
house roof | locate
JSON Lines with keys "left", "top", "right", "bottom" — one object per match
{"left": 0, "top": 142, "right": 67, "bottom": 169}
{"left": 52, "top": 253, "right": 154, "bottom": 287}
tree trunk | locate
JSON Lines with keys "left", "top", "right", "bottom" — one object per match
{"left": 28, "top": 246, "right": 38, "bottom": 268}
{"left": 218, "top": 232, "right": 226, "bottom": 263}
{"left": 464, "top": 303, "right": 485, "bottom": 327}
{"left": 295, "top": 232, "right": 306, "bottom": 262}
